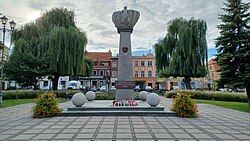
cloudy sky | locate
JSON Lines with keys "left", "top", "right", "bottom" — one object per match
{"left": 0, "top": 0, "right": 231, "bottom": 57}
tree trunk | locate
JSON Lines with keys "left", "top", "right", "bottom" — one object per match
{"left": 52, "top": 75, "right": 59, "bottom": 90}
{"left": 184, "top": 77, "right": 192, "bottom": 90}
{"left": 246, "top": 84, "right": 250, "bottom": 108}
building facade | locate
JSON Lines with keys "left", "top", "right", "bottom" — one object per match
{"left": 1, "top": 42, "right": 9, "bottom": 89}
{"left": 208, "top": 58, "right": 220, "bottom": 81}
{"left": 132, "top": 53, "right": 157, "bottom": 89}
{"left": 84, "top": 51, "right": 112, "bottom": 89}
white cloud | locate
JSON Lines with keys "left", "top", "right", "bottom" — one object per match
{"left": 0, "top": 0, "right": 225, "bottom": 53}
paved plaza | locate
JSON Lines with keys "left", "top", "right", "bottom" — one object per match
{"left": 0, "top": 97, "right": 250, "bottom": 141}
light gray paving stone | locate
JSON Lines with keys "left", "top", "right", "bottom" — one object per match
{"left": 95, "top": 133, "right": 113, "bottom": 139}
{"left": 61, "top": 128, "right": 79, "bottom": 133}
{"left": 214, "top": 133, "right": 236, "bottom": 139}
{"left": 75, "top": 133, "right": 93, "bottom": 139}
{"left": 116, "top": 134, "right": 133, "bottom": 139}
{"left": 136, "top": 133, "right": 154, "bottom": 139}
{"left": 42, "top": 128, "right": 61, "bottom": 134}
{"left": 12, "top": 134, "right": 34, "bottom": 140}
{"left": 154, "top": 133, "right": 173, "bottom": 138}
{"left": 0, "top": 135, "right": 11, "bottom": 140}
{"left": 54, "top": 133, "right": 75, "bottom": 139}
{"left": 172, "top": 133, "right": 193, "bottom": 139}
{"left": 192, "top": 133, "right": 212, "bottom": 139}
{"left": 33, "top": 133, "right": 55, "bottom": 140}
{"left": 232, "top": 134, "right": 250, "bottom": 139}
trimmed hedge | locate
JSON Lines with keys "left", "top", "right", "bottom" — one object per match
{"left": 3, "top": 90, "right": 78, "bottom": 100}
{"left": 165, "top": 90, "right": 247, "bottom": 102}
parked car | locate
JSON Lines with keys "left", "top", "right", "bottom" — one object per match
{"left": 110, "top": 86, "right": 116, "bottom": 91}
{"left": 100, "top": 86, "right": 107, "bottom": 92}
{"left": 134, "top": 85, "right": 141, "bottom": 91}
{"left": 67, "top": 81, "right": 82, "bottom": 90}
{"left": 219, "top": 87, "right": 233, "bottom": 92}
{"left": 145, "top": 86, "right": 153, "bottom": 92}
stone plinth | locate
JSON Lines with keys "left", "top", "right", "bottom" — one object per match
{"left": 112, "top": 6, "right": 140, "bottom": 100}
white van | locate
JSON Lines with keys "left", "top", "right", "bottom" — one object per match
{"left": 67, "top": 81, "right": 82, "bottom": 90}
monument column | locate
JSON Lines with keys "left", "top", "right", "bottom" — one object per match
{"left": 112, "top": 7, "right": 140, "bottom": 100}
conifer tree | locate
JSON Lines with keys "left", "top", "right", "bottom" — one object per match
{"left": 216, "top": 0, "right": 250, "bottom": 107}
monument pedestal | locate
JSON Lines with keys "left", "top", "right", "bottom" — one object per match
{"left": 112, "top": 7, "right": 140, "bottom": 100}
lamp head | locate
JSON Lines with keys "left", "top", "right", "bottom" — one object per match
{"left": 9, "top": 20, "right": 16, "bottom": 29}
{"left": 1, "top": 15, "right": 8, "bottom": 25}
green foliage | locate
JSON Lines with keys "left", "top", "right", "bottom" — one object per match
{"left": 171, "top": 92, "right": 198, "bottom": 118}
{"left": 166, "top": 90, "right": 247, "bottom": 102}
{"left": 33, "top": 93, "right": 62, "bottom": 118}
{"left": 215, "top": 0, "right": 250, "bottom": 106}
{"left": 4, "top": 38, "right": 50, "bottom": 89}
{"left": 2, "top": 90, "right": 78, "bottom": 100}
{"left": 7, "top": 8, "right": 90, "bottom": 90}
{"left": 155, "top": 17, "right": 208, "bottom": 89}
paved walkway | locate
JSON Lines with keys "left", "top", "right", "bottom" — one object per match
{"left": 0, "top": 98, "right": 249, "bottom": 141}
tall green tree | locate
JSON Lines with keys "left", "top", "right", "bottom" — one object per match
{"left": 155, "top": 17, "right": 208, "bottom": 89}
{"left": 5, "top": 8, "right": 89, "bottom": 90}
{"left": 215, "top": 0, "right": 250, "bottom": 107}
{"left": 4, "top": 38, "right": 49, "bottom": 89}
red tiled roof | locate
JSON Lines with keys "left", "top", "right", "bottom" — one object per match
{"left": 86, "top": 52, "right": 112, "bottom": 61}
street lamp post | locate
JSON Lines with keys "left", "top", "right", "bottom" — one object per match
{"left": 0, "top": 15, "right": 16, "bottom": 106}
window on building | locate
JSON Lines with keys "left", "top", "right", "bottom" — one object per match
{"left": 112, "top": 62, "right": 117, "bottom": 68}
{"left": 135, "top": 71, "right": 138, "bottom": 77}
{"left": 43, "top": 81, "right": 48, "bottom": 87}
{"left": 148, "top": 71, "right": 152, "bottom": 77}
{"left": 94, "top": 61, "right": 98, "bottom": 66}
{"left": 209, "top": 65, "right": 212, "bottom": 70}
{"left": 141, "top": 61, "right": 145, "bottom": 66}
{"left": 93, "top": 70, "right": 97, "bottom": 76}
{"left": 211, "top": 73, "right": 214, "bottom": 77}
{"left": 148, "top": 61, "right": 152, "bottom": 66}
{"left": 112, "top": 71, "right": 117, "bottom": 77}
{"left": 106, "top": 70, "right": 110, "bottom": 76}
{"left": 100, "top": 70, "right": 104, "bottom": 76}
{"left": 60, "top": 81, "right": 66, "bottom": 86}
{"left": 141, "top": 71, "right": 145, "bottom": 77}
{"left": 135, "top": 61, "right": 138, "bottom": 66}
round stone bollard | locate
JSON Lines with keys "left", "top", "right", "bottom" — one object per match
{"left": 85, "top": 91, "right": 96, "bottom": 101}
{"left": 71, "top": 93, "right": 86, "bottom": 107}
{"left": 139, "top": 91, "right": 148, "bottom": 101}
{"left": 146, "top": 93, "right": 160, "bottom": 107}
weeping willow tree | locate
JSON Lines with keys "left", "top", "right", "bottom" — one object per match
{"left": 40, "top": 26, "right": 87, "bottom": 89}
{"left": 5, "top": 8, "right": 89, "bottom": 90}
{"left": 155, "top": 17, "right": 208, "bottom": 89}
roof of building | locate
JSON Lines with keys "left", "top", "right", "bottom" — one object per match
{"left": 86, "top": 51, "right": 112, "bottom": 61}
{"left": 132, "top": 53, "right": 154, "bottom": 59}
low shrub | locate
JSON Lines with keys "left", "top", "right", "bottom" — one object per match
{"left": 95, "top": 92, "right": 115, "bottom": 100}
{"left": 166, "top": 90, "right": 247, "bottom": 102}
{"left": 3, "top": 90, "right": 78, "bottom": 100}
{"left": 171, "top": 92, "right": 198, "bottom": 118}
{"left": 33, "top": 92, "right": 62, "bottom": 118}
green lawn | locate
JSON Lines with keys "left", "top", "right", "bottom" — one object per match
{"left": 196, "top": 99, "right": 250, "bottom": 113}
{"left": 0, "top": 98, "right": 69, "bottom": 108}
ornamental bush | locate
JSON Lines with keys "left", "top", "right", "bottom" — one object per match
{"left": 171, "top": 92, "right": 198, "bottom": 118}
{"left": 33, "top": 92, "right": 62, "bottom": 118}
{"left": 166, "top": 90, "right": 247, "bottom": 102}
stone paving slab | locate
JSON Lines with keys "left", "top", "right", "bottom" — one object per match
{"left": 0, "top": 97, "right": 249, "bottom": 140}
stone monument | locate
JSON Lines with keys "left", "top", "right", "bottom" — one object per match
{"left": 112, "top": 6, "right": 140, "bottom": 100}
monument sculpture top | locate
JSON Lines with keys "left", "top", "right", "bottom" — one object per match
{"left": 112, "top": 6, "right": 140, "bottom": 33}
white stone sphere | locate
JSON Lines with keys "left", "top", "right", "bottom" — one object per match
{"left": 139, "top": 91, "right": 148, "bottom": 101}
{"left": 146, "top": 93, "right": 160, "bottom": 107}
{"left": 85, "top": 91, "right": 96, "bottom": 101}
{"left": 72, "top": 93, "right": 86, "bottom": 107}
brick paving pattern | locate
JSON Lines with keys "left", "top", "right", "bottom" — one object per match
{"left": 0, "top": 97, "right": 249, "bottom": 140}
